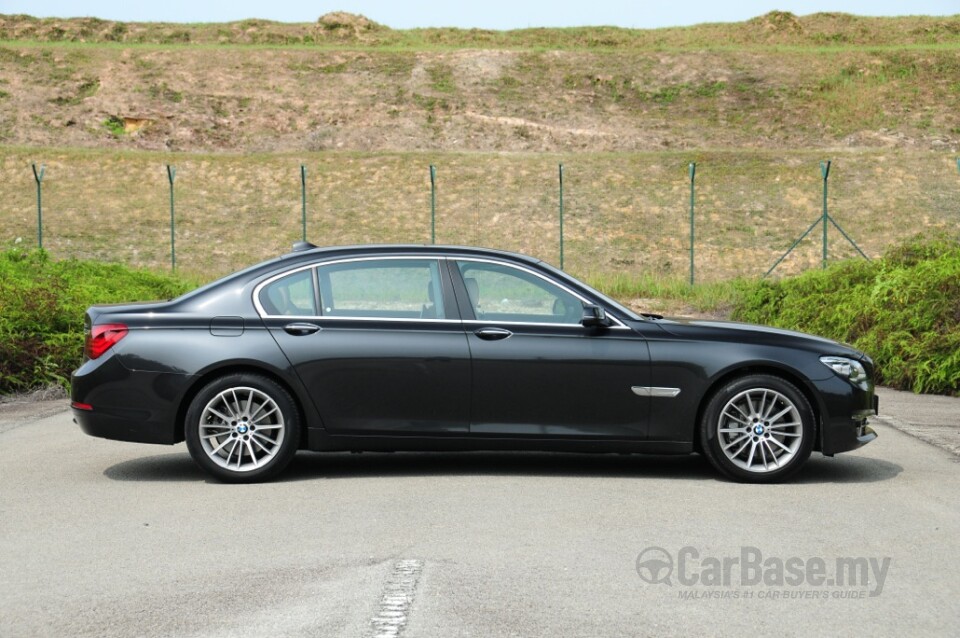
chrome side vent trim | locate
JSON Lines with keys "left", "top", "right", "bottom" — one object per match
{"left": 631, "top": 386, "right": 681, "bottom": 398}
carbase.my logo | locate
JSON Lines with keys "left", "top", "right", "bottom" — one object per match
{"left": 635, "top": 546, "right": 675, "bottom": 585}
{"left": 635, "top": 545, "right": 891, "bottom": 597}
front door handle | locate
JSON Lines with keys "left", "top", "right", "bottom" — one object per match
{"left": 283, "top": 322, "right": 322, "bottom": 336}
{"left": 474, "top": 327, "right": 512, "bottom": 341}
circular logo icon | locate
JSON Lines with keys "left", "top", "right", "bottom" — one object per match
{"left": 635, "top": 546, "right": 674, "bottom": 585}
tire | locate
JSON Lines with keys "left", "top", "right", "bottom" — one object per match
{"left": 185, "top": 373, "right": 301, "bottom": 483}
{"left": 699, "top": 374, "right": 815, "bottom": 483}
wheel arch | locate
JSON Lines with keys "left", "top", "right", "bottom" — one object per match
{"left": 175, "top": 364, "right": 311, "bottom": 449}
{"left": 692, "top": 364, "right": 822, "bottom": 454}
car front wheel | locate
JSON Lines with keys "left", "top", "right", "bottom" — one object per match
{"left": 700, "top": 374, "right": 815, "bottom": 483}
{"left": 185, "top": 373, "right": 300, "bottom": 483}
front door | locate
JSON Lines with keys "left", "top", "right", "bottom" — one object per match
{"left": 451, "top": 259, "right": 650, "bottom": 439}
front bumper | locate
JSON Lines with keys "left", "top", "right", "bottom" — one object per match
{"left": 820, "top": 393, "right": 879, "bottom": 456}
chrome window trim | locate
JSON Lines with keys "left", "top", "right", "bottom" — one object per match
{"left": 462, "top": 319, "right": 630, "bottom": 331}
{"left": 253, "top": 254, "right": 629, "bottom": 330}
{"left": 258, "top": 314, "right": 463, "bottom": 325}
{"left": 253, "top": 256, "right": 447, "bottom": 320}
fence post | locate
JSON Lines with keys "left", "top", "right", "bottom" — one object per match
{"left": 820, "top": 160, "right": 831, "bottom": 269}
{"left": 31, "top": 163, "right": 45, "bottom": 249}
{"left": 166, "top": 165, "right": 176, "bottom": 270}
{"left": 558, "top": 164, "right": 565, "bottom": 270}
{"left": 688, "top": 162, "right": 696, "bottom": 285}
{"left": 766, "top": 159, "right": 864, "bottom": 278}
{"left": 300, "top": 164, "right": 307, "bottom": 242}
{"left": 429, "top": 165, "right": 437, "bottom": 244}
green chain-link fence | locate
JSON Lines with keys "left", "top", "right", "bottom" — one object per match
{"left": 2, "top": 150, "right": 958, "bottom": 283}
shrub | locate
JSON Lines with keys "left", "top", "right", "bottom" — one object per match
{"left": 732, "top": 234, "right": 960, "bottom": 395}
{"left": 0, "top": 248, "right": 193, "bottom": 394}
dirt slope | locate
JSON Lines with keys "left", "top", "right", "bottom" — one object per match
{"left": 0, "top": 11, "right": 958, "bottom": 154}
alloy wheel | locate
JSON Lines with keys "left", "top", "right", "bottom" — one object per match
{"left": 715, "top": 388, "right": 804, "bottom": 473}
{"left": 197, "top": 386, "right": 286, "bottom": 472}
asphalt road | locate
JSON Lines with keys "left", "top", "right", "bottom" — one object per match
{"left": 874, "top": 386, "right": 960, "bottom": 456}
{"left": 1, "top": 409, "right": 958, "bottom": 638}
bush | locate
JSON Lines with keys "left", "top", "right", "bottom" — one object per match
{"left": 0, "top": 248, "right": 193, "bottom": 394}
{"left": 732, "top": 234, "right": 960, "bottom": 395}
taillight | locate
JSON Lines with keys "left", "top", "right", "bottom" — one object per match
{"left": 85, "top": 323, "right": 128, "bottom": 359}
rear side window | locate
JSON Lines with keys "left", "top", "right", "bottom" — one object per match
{"left": 259, "top": 269, "right": 318, "bottom": 316}
{"left": 317, "top": 259, "right": 446, "bottom": 320}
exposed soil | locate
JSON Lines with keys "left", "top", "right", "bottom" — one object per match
{"left": 0, "top": 13, "right": 957, "bottom": 155}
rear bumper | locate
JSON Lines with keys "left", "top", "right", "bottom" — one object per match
{"left": 71, "top": 353, "right": 192, "bottom": 445}
{"left": 73, "top": 406, "right": 177, "bottom": 445}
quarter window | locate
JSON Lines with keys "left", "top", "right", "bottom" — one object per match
{"left": 456, "top": 261, "right": 583, "bottom": 324}
{"left": 317, "top": 259, "right": 446, "bottom": 320}
{"left": 259, "top": 269, "right": 318, "bottom": 316}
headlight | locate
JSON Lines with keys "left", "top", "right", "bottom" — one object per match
{"left": 820, "top": 356, "right": 870, "bottom": 390}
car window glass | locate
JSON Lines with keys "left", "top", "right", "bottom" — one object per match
{"left": 318, "top": 259, "right": 446, "bottom": 320}
{"left": 456, "top": 261, "right": 583, "bottom": 324}
{"left": 259, "top": 269, "right": 318, "bottom": 316}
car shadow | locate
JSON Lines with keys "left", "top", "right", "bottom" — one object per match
{"left": 285, "top": 451, "right": 718, "bottom": 482}
{"left": 103, "top": 453, "right": 207, "bottom": 482}
{"left": 792, "top": 454, "right": 902, "bottom": 484}
{"left": 102, "top": 450, "right": 901, "bottom": 484}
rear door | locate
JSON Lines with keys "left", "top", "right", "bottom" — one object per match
{"left": 259, "top": 257, "right": 471, "bottom": 435}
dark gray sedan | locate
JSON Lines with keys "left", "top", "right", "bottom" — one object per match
{"left": 72, "top": 243, "right": 878, "bottom": 483}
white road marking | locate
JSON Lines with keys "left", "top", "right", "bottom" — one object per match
{"left": 369, "top": 559, "right": 423, "bottom": 638}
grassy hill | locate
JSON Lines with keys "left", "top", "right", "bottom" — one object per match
{"left": 1, "top": 12, "right": 958, "bottom": 153}
{"left": 0, "top": 11, "right": 958, "bottom": 282}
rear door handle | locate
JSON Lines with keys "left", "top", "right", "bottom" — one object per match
{"left": 474, "top": 327, "right": 512, "bottom": 341}
{"left": 283, "top": 322, "right": 322, "bottom": 336}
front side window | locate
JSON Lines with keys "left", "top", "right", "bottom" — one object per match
{"left": 456, "top": 260, "right": 583, "bottom": 325}
{"left": 259, "top": 269, "right": 318, "bottom": 316}
{"left": 317, "top": 259, "right": 446, "bottom": 320}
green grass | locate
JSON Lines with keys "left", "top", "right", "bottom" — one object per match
{"left": 102, "top": 115, "right": 124, "bottom": 135}
{"left": 1, "top": 12, "right": 959, "bottom": 54}
{"left": 4, "top": 38, "right": 960, "bottom": 56}
{"left": 589, "top": 273, "right": 744, "bottom": 316}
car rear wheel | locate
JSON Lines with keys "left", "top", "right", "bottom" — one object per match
{"left": 700, "top": 374, "right": 815, "bottom": 483}
{"left": 185, "top": 373, "right": 300, "bottom": 483}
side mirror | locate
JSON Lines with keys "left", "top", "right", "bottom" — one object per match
{"left": 581, "top": 304, "right": 612, "bottom": 328}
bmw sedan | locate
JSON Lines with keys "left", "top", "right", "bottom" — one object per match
{"left": 71, "top": 243, "right": 878, "bottom": 483}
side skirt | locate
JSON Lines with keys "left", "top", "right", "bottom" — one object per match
{"left": 305, "top": 430, "right": 693, "bottom": 455}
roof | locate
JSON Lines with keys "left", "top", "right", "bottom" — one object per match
{"left": 282, "top": 242, "right": 546, "bottom": 267}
